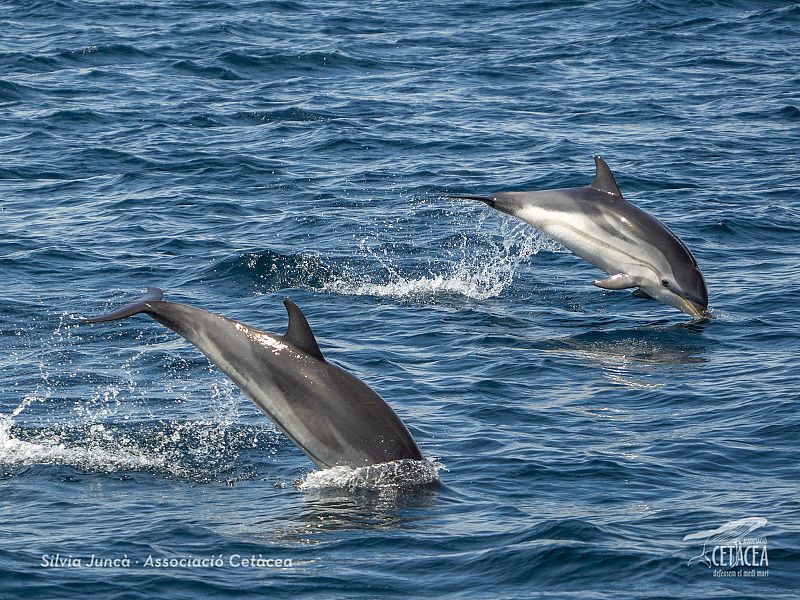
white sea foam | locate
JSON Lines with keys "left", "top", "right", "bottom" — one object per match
{"left": 296, "top": 458, "right": 443, "bottom": 492}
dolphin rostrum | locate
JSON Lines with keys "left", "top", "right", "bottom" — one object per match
{"left": 450, "top": 156, "right": 709, "bottom": 318}
{"left": 84, "top": 288, "right": 423, "bottom": 469}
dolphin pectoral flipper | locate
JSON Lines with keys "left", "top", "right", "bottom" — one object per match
{"left": 632, "top": 288, "right": 654, "bottom": 300}
{"left": 282, "top": 298, "right": 324, "bottom": 360}
{"left": 84, "top": 287, "right": 164, "bottom": 323}
{"left": 592, "top": 273, "right": 637, "bottom": 290}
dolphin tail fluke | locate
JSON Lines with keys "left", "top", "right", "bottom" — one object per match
{"left": 446, "top": 194, "right": 496, "bottom": 208}
{"left": 84, "top": 287, "right": 164, "bottom": 323}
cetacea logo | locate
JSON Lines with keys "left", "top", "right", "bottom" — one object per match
{"left": 683, "top": 516, "right": 769, "bottom": 578}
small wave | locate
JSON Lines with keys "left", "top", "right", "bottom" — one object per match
{"left": 183, "top": 113, "right": 226, "bottom": 128}
{"left": 0, "top": 79, "right": 30, "bottom": 102}
{"left": 296, "top": 458, "right": 442, "bottom": 492}
{"left": 3, "top": 52, "right": 61, "bottom": 73}
{"left": 171, "top": 59, "right": 244, "bottom": 81}
{"left": 59, "top": 43, "right": 153, "bottom": 62}
{"left": 218, "top": 48, "right": 380, "bottom": 74}
{"left": 777, "top": 104, "right": 800, "bottom": 119}
{"left": 209, "top": 250, "right": 335, "bottom": 292}
{"left": 229, "top": 107, "right": 331, "bottom": 124}
{"left": 45, "top": 108, "right": 111, "bottom": 124}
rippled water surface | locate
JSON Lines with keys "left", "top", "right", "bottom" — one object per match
{"left": 2, "top": 1, "right": 799, "bottom": 597}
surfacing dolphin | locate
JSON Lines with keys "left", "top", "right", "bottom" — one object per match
{"left": 84, "top": 288, "right": 423, "bottom": 469}
{"left": 450, "top": 156, "right": 709, "bottom": 318}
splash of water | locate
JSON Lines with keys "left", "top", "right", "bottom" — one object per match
{"left": 0, "top": 403, "right": 275, "bottom": 480}
{"left": 0, "top": 411, "right": 169, "bottom": 473}
{"left": 0, "top": 317, "right": 274, "bottom": 480}
{"left": 296, "top": 458, "right": 443, "bottom": 492}
{"left": 325, "top": 210, "right": 560, "bottom": 301}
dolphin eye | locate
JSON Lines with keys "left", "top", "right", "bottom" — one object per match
{"left": 661, "top": 279, "right": 670, "bottom": 288}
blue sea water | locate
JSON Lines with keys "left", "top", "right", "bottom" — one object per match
{"left": 2, "top": 0, "right": 799, "bottom": 597}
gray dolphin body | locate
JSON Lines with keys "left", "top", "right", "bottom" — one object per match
{"left": 85, "top": 288, "right": 422, "bottom": 469}
{"left": 450, "top": 157, "right": 709, "bottom": 318}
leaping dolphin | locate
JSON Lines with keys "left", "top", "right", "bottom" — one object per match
{"left": 84, "top": 288, "right": 423, "bottom": 469}
{"left": 450, "top": 156, "right": 709, "bottom": 318}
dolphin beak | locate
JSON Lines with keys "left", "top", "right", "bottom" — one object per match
{"left": 446, "top": 194, "right": 497, "bottom": 208}
{"left": 679, "top": 296, "right": 710, "bottom": 320}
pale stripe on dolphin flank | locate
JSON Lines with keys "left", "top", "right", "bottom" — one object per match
{"left": 516, "top": 205, "right": 664, "bottom": 277}
{"left": 449, "top": 157, "right": 709, "bottom": 318}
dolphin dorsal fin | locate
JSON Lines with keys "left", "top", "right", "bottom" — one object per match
{"left": 283, "top": 299, "right": 324, "bottom": 360}
{"left": 590, "top": 156, "right": 622, "bottom": 197}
